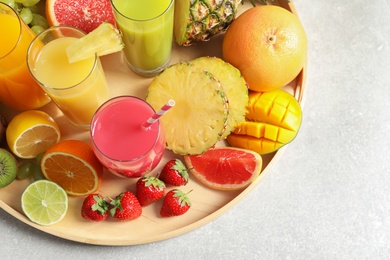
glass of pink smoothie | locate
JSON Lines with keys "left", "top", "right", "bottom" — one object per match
{"left": 90, "top": 96, "right": 165, "bottom": 178}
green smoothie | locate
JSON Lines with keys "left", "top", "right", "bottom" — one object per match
{"left": 111, "top": 0, "right": 174, "bottom": 75}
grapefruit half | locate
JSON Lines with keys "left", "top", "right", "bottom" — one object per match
{"left": 183, "top": 147, "right": 262, "bottom": 191}
{"left": 46, "top": 0, "right": 116, "bottom": 33}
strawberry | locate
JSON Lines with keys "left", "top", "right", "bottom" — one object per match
{"left": 159, "top": 159, "right": 189, "bottom": 186}
{"left": 160, "top": 189, "right": 192, "bottom": 217}
{"left": 136, "top": 176, "right": 166, "bottom": 207}
{"left": 81, "top": 193, "right": 110, "bottom": 222}
{"left": 110, "top": 191, "right": 142, "bottom": 221}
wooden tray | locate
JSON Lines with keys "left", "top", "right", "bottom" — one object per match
{"left": 0, "top": 0, "right": 306, "bottom": 245}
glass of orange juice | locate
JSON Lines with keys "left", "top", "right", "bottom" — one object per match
{"left": 0, "top": 2, "right": 50, "bottom": 111}
{"left": 27, "top": 26, "right": 111, "bottom": 129}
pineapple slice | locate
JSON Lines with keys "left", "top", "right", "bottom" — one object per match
{"left": 189, "top": 57, "right": 248, "bottom": 139}
{"left": 145, "top": 62, "right": 229, "bottom": 155}
{"left": 66, "top": 22, "right": 124, "bottom": 63}
{"left": 174, "top": 0, "right": 242, "bottom": 46}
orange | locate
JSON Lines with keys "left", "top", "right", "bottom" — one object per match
{"left": 41, "top": 140, "right": 104, "bottom": 196}
{"left": 222, "top": 5, "right": 308, "bottom": 92}
{"left": 183, "top": 147, "right": 262, "bottom": 190}
{"left": 46, "top": 0, "right": 116, "bottom": 33}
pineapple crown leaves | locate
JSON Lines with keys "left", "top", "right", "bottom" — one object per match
{"left": 172, "top": 189, "right": 193, "bottom": 207}
{"left": 142, "top": 176, "right": 166, "bottom": 190}
{"left": 171, "top": 159, "right": 189, "bottom": 181}
{"left": 91, "top": 195, "right": 110, "bottom": 216}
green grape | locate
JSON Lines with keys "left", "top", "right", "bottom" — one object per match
{"left": 0, "top": 0, "right": 17, "bottom": 10}
{"left": 28, "top": 3, "right": 37, "bottom": 13}
{"left": 30, "top": 13, "right": 48, "bottom": 29}
{"left": 31, "top": 25, "right": 44, "bottom": 35}
{"left": 32, "top": 162, "right": 45, "bottom": 181}
{"left": 17, "top": 161, "right": 34, "bottom": 180}
{"left": 14, "top": 0, "right": 27, "bottom": 3}
{"left": 19, "top": 7, "right": 32, "bottom": 25}
{"left": 35, "top": 151, "right": 44, "bottom": 164}
{"left": 21, "top": 0, "right": 39, "bottom": 7}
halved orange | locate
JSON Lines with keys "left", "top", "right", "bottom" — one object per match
{"left": 41, "top": 140, "right": 103, "bottom": 196}
{"left": 183, "top": 147, "right": 262, "bottom": 190}
{"left": 6, "top": 110, "right": 61, "bottom": 159}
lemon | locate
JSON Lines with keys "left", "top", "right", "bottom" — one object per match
{"left": 6, "top": 110, "right": 61, "bottom": 159}
{"left": 21, "top": 180, "right": 68, "bottom": 226}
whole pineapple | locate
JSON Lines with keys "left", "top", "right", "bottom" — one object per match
{"left": 174, "top": 0, "right": 242, "bottom": 46}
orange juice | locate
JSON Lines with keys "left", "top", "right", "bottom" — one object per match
{"left": 28, "top": 27, "right": 110, "bottom": 128}
{"left": 0, "top": 7, "right": 50, "bottom": 111}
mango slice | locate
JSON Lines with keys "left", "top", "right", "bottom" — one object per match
{"left": 227, "top": 90, "right": 302, "bottom": 154}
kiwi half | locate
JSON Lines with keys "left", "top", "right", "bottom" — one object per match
{"left": 0, "top": 148, "right": 17, "bottom": 188}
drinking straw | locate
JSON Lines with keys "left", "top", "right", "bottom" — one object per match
{"left": 142, "top": 99, "right": 175, "bottom": 130}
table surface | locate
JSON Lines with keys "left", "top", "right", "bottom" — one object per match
{"left": 1, "top": 0, "right": 389, "bottom": 259}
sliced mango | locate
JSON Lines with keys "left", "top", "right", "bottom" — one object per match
{"left": 227, "top": 90, "right": 302, "bottom": 154}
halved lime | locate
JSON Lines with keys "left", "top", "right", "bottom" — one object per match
{"left": 21, "top": 180, "right": 68, "bottom": 226}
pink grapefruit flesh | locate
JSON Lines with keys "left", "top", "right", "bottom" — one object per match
{"left": 46, "top": 0, "right": 116, "bottom": 33}
{"left": 183, "top": 147, "right": 262, "bottom": 190}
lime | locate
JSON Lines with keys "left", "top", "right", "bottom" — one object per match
{"left": 21, "top": 180, "right": 68, "bottom": 226}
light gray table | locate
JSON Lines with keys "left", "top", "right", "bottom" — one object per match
{"left": 1, "top": 0, "right": 389, "bottom": 259}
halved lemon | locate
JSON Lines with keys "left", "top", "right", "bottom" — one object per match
{"left": 6, "top": 110, "right": 61, "bottom": 159}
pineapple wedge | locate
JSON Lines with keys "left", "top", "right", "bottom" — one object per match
{"left": 145, "top": 62, "right": 229, "bottom": 155}
{"left": 189, "top": 57, "right": 248, "bottom": 139}
{"left": 66, "top": 22, "right": 124, "bottom": 63}
{"left": 174, "top": 0, "right": 242, "bottom": 46}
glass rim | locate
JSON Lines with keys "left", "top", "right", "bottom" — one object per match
{"left": 26, "top": 25, "right": 99, "bottom": 91}
{"left": 110, "top": 0, "right": 174, "bottom": 22}
{"left": 0, "top": 2, "right": 23, "bottom": 60}
{"left": 90, "top": 95, "right": 163, "bottom": 163}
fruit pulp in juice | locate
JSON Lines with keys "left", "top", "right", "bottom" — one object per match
{"left": 112, "top": 0, "right": 174, "bottom": 71}
{"left": 91, "top": 97, "right": 165, "bottom": 177}
{"left": 32, "top": 37, "right": 110, "bottom": 126}
{"left": 0, "top": 14, "right": 50, "bottom": 110}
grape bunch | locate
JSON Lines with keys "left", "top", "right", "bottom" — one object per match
{"left": 0, "top": 0, "right": 49, "bottom": 35}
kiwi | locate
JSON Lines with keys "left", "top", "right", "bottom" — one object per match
{"left": 0, "top": 148, "right": 18, "bottom": 188}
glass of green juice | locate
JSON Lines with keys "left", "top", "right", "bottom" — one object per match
{"left": 110, "top": 0, "right": 174, "bottom": 77}
{"left": 27, "top": 26, "right": 111, "bottom": 129}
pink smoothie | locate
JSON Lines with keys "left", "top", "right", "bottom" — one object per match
{"left": 90, "top": 96, "right": 165, "bottom": 177}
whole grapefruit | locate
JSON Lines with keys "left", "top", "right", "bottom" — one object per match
{"left": 46, "top": 0, "right": 116, "bottom": 33}
{"left": 222, "top": 5, "right": 308, "bottom": 92}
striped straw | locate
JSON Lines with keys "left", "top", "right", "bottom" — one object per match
{"left": 142, "top": 99, "right": 175, "bottom": 130}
